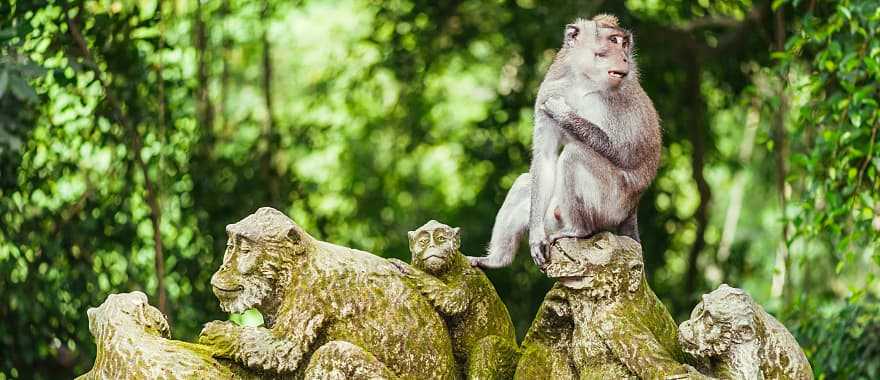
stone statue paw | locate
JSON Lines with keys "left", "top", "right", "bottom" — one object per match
{"left": 387, "top": 258, "right": 414, "bottom": 275}
{"left": 198, "top": 320, "right": 237, "bottom": 355}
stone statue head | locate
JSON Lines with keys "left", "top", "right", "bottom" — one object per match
{"left": 211, "top": 207, "right": 311, "bottom": 315}
{"left": 546, "top": 233, "right": 644, "bottom": 302}
{"left": 407, "top": 220, "right": 461, "bottom": 274}
{"left": 86, "top": 291, "right": 170, "bottom": 340}
{"left": 678, "top": 284, "right": 762, "bottom": 357}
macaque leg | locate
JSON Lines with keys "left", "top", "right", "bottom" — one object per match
{"left": 303, "top": 341, "right": 398, "bottom": 380}
{"left": 618, "top": 212, "right": 640, "bottom": 243}
{"left": 468, "top": 173, "right": 531, "bottom": 268}
{"left": 546, "top": 145, "right": 594, "bottom": 246}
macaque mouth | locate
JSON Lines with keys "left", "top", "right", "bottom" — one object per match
{"left": 608, "top": 70, "right": 628, "bottom": 79}
{"left": 213, "top": 285, "right": 244, "bottom": 293}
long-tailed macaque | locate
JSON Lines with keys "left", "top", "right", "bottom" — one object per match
{"left": 467, "top": 14, "right": 661, "bottom": 269}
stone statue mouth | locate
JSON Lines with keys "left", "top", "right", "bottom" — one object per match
{"left": 213, "top": 285, "right": 244, "bottom": 294}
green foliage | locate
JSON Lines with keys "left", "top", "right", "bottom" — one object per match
{"left": 787, "top": 298, "right": 880, "bottom": 379}
{"left": 1, "top": 0, "right": 878, "bottom": 378}
{"left": 229, "top": 309, "right": 264, "bottom": 328}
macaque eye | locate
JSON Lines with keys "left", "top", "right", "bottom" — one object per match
{"left": 610, "top": 35, "right": 622, "bottom": 44}
{"left": 595, "top": 51, "right": 608, "bottom": 58}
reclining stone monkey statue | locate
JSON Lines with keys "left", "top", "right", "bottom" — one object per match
{"left": 197, "top": 207, "right": 458, "bottom": 379}
{"left": 77, "top": 291, "right": 259, "bottom": 380}
{"left": 516, "top": 233, "right": 706, "bottom": 380}
{"left": 389, "top": 220, "right": 519, "bottom": 380}
{"left": 678, "top": 284, "right": 813, "bottom": 380}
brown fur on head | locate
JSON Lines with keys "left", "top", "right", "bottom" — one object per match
{"left": 211, "top": 207, "right": 313, "bottom": 317}
{"left": 678, "top": 284, "right": 763, "bottom": 357}
{"left": 556, "top": 14, "right": 635, "bottom": 92}
{"left": 408, "top": 220, "right": 462, "bottom": 275}
{"left": 87, "top": 291, "right": 171, "bottom": 341}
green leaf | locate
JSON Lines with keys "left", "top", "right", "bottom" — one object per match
{"left": 229, "top": 308, "right": 264, "bottom": 327}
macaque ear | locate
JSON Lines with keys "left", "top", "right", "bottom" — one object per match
{"left": 627, "top": 261, "right": 643, "bottom": 293}
{"left": 564, "top": 24, "right": 580, "bottom": 47}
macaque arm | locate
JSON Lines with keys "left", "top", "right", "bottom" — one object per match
{"left": 542, "top": 96, "right": 659, "bottom": 190}
{"left": 200, "top": 311, "right": 325, "bottom": 373}
{"left": 405, "top": 268, "right": 469, "bottom": 316}
{"left": 598, "top": 311, "right": 689, "bottom": 379}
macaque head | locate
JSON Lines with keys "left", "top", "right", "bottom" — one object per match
{"left": 211, "top": 207, "right": 308, "bottom": 315}
{"left": 549, "top": 233, "right": 644, "bottom": 302}
{"left": 678, "top": 284, "right": 761, "bottom": 358}
{"left": 87, "top": 291, "right": 170, "bottom": 340}
{"left": 560, "top": 14, "right": 634, "bottom": 91}
{"left": 408, "top": 220, "right": 461, "bottom": 275}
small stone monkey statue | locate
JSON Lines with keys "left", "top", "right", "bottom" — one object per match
{"left": 390, "top": 220, "right": 519, "bottom": 380}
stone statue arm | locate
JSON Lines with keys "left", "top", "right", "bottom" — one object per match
{"left": 389, "top": 258, "right": 469, "bottom": 316}
{"left": 199, "top": 312, "right": 325, "bottom": 374}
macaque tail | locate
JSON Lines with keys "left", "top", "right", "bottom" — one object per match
{"left": 480, "top": 173, "right": 531, "bottom": 268}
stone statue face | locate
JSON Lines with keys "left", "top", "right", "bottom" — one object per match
{"left": 550, "top": 234, "right": 643, "bottom": 301}
{"left": 678, "top": 284, "right": 758, "bottom": 357}
{"left": 211, "top": 207, "right": 305, "bottom": 314}
{"left": 408, "top": 220, "right": 460, "bottom": 274}
{"left": 87, "top": 291, "right": 170, "bottom": 339}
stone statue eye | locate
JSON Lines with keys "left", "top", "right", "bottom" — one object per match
{"left": 418, "top": 236, "right": 429, "bottom": 247}
{"left": 435, "top": 235, "right": 446, "bottom": 243}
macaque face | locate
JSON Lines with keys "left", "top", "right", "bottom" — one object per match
{"left": 211, "top": 234, "right": 274, "bottom": 313}
{"left": 409, "top": 222, "right": 460, "bottom": 274}
{"left": 564, "top": 20, "right": 632, "bottom": 91}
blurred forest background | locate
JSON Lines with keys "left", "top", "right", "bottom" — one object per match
{"left": 1, "top": 0, "right": 879, "bottom": 378}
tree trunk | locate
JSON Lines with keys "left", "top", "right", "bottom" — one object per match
{"left": 684, "top": 49, "right": 711, "bottom": 296}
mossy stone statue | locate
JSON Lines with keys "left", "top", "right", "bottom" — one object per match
{"left": 197, "top": 207, "right": 457, "bottom": 379}
{"left": 389, "top": 220, "right": 519, "bottom": 379}
{"left": 517, "top": 233, "right": 702, "bottom": 380}
{"left": 679, "top": 284, "right": 813, "bottom": 379}
{"left": 77, "top": 291, "right": 259, "bottom": 380}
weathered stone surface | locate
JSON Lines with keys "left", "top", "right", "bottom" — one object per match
{"left": 198, "top": 207, "right": 457, "bottom": 379}
{"left": 679, "top": 284, "right": 813, "bottom": 380}
{"left": 77, "top": 291, "right": 259, "bottom": 380}
{"left": 390, "top": 220, "right": 519, "bottom": 380}
{"left": 517, "top": 233, "right": 702, "bottom": 379}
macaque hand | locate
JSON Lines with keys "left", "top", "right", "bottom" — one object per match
{"left": 540, "top": 96, "right": 574, "bottom": 123}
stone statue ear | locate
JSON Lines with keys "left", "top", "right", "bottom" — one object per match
{"left": 453, "top": 227, "right": 461, "bottom": 250}
{"left": 286, "top": 226, "right": 302, "bottom": 244}
{"left": 407, "top": 230, "right": 416, "bottom": 244}
{"left": 627, "top": 261, "right": 643, "bottom": 293}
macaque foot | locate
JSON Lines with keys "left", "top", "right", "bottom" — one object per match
{"left": 303, "top": 340, "right": 398, "bottom": 380}
{"left": 529, "top": 240, "right": 550, "bottom": 269}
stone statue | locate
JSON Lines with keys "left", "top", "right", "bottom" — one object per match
{"left": 516, "top": 233, "right": 701, "bottom": 379}
{"left": 197, "top": 207, "right": 457, "bottom": 379}
{"left": 389, "top": 220, "right": 519, "bottom": 379}
{"left": 514, "top": 285, "right": 578, "bottom": 379}
{"left": 678, "top": 284, "right": 813, "bottom": 380}
{"left": 77, "top": 291, "right": 259, "bottom": 380}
